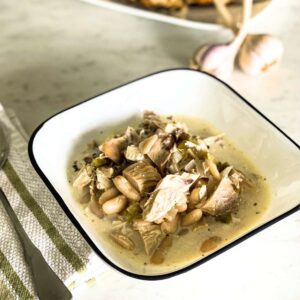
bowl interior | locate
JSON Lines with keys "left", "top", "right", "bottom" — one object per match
{"left": 31, "top": 69, "right": 300, "bottom": 277}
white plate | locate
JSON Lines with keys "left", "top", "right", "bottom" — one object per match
{"left": 29, "top": 69, "right": 300, "bottom": 279}
{"left": 81, "top": 0, "right": 271, "bottom": 31}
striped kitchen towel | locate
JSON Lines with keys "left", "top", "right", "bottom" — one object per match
{"left": 0, "top": 104, "right": 107, "bottom": 299}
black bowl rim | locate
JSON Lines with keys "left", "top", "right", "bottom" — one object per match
{"left": 28, "top": 68, "right": 300, "bottom": 280}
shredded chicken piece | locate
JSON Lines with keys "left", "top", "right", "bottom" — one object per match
{"left": 143, "top": 173, "right": 198, "bottom": 222}
{"left": 99, "top": 135, "right": 127, "bottom": 163}
{"left": 73, "top": 166, "right": 92, "bottom": 202}
{"left": 124, "top": 145, "right": 144, "bottom": 161}
{"left": 167, "top": 145, "right": 183, "bottom": 173}
{"left": 125, "top": 126, "right": 139, "bottom": 145}
{"left": 164, "top": 122, "right": 188, "bottom": 140}
{"left": 156, "top": 173, "right": 198, "bottom": 192}
{"left": 134, "top": 221, "right": 164, "bottom": 256}
{"left": 123, "top": 161, "right": 161, "bottom": 195}
{"left": 143, "top": 111, "right": 166, "bottom": 129}
{"left": 146, "top": 135, "right": 173, "bottom": 171}
{"left": 230, "top": 169, "right": 245, "bottom": 189}
{"left": 143, "top": 188, "right": 186, "bottom": 222}
{"left": 201, "top": 168, "right": 242, "bottom": 216}
{"left": 139, "top": 134, "right": 158, "bottom": 154}
{"left": 96, "top": 168, "right": 113, "bottom": 191}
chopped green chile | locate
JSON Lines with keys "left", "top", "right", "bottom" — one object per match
{"left": 177, "top": 140, "right": 188, "bottom": 153}
{"left": 123, "top": 203, "right": 142, "bottom": 223}
{"left": 127, "top": 203, "right": 141, "bottom": 215}
{"left": 91, "top": 156, "right": 107, "bottom": 168}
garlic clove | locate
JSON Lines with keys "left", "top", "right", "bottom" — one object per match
{"left": 191, "top": 43, "right": 235, "bottom": 80}
{"left": 190, "top": 44, "right": 211, "bottom": 70}
{"left": 238, "top": 34, "right": 284, "bottom": 76}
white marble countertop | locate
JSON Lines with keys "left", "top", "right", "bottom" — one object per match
{"left": 0, "top": 0, "right": 299, "bottom": 299}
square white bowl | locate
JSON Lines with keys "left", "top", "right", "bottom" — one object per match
{"left": 29, "top": 69, "right": 300, "bottom": 279}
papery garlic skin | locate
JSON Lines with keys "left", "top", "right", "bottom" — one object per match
{"left": 190, "top": 0, "right": 252, "bottom": 80}
{"left": 191, "top": 44, "right": 235, "bottom": 80}
{"left": 238, "top": 34, "right": 284, "bottom": 76}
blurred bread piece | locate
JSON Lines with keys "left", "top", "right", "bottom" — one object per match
{"left": 140, "top": 0, "right": 184, "bottom": 8}
{"left": 187, "top": 0, "right": 232, "bottom": 5}
{"left": 139, "top": 0, "right": 232, "bottom": 9}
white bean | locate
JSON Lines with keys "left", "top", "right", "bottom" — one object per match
{"left": 98, "top": 187, "right": 120, "bottom": 205}
{"left": 182, "top": 209, "right": 203, "bottom": 226}
{"left": 189, "top": 188, "right": 200, "bottom": 205}
{"left": 161, "top": 215, "right": 179, "bottom": 234}
{"left": 102, "top": 195, "right": 127, "bottom": 215}
{"left": 175, "top": 203, "right": 187, "bottom": 212}
{"left": 113, "top": 175, "right": 141, "bottom": 201}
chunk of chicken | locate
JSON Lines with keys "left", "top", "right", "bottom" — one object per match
{"left": 143, "top": 189, "right": 186, "bottom": 222}
{"left": 143, "top": 111, "right": 165, "bottom": 129}
{"left": 99, "top": 167, "right": 114, "bottom": 178}
{"left": 123, "top": 161, "right": 161, "bottom": 195}
{"left": 99, "top": 135, "right": 127, "bottom": 163}
{"left": 72, "top": 166, "right": 92, "bottom": 202}
{"left": 150, "top": 236, "right": 173, "bottom": 265}
{"left": 166, "top": 145, "right": 183, "bottom": 174}
{"left": 143, "top": 173, "right": 198, "bottom": 222}
{"left": 201, "top": 167, "right": 242, "bottom": 216}
{"left": 230, "top": 169, "right": 245, "bottom": 189}
{"left": 156, "top": 172, "right": 198, "bottom": 191}
{"left": 124, "top": 145, "right": 144, "bottom": 161}
{"left": 110, "top": 233, "right": 135, "bottom": 250}
{"left": 164, "top": 121, "right": 188, "bottom": 140}
{"left": 125, "top": 126, "right": 139, "bottom": 145}
{"left": 98, "top": 127, "right": 137, "bottom": 163}
{"left": 138, "top": 134, "right": 158, "bottom": 155}
{"left": 96, "top": 168, "right": 113, "bottom": 191}
{"left": 147, "top": 135, "right": 174, "bottom": 171}
{"left": 133, "top": 221, "right": 164, "bottom": 256}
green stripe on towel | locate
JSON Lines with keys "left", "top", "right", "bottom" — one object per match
{"left": 4, "top": 161, "right": 85, "bottom": 272}
{"left": 0, "top": 250, "right": 33, "bottom": 299}
{"left": 0, "top": 280, "right": 14, "bottom": 300}
{"left": 0, "top": 278, "right": 16, "bottom": 300}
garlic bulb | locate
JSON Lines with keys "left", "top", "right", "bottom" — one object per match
{"left": 191, "top": 43, "right": 236, "bottom": 80}
{"left": 238, "top": 34, "right": 284, "bottom": 75}
{"left": 190, "top": 0, "right": 252, "bottom": 80}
